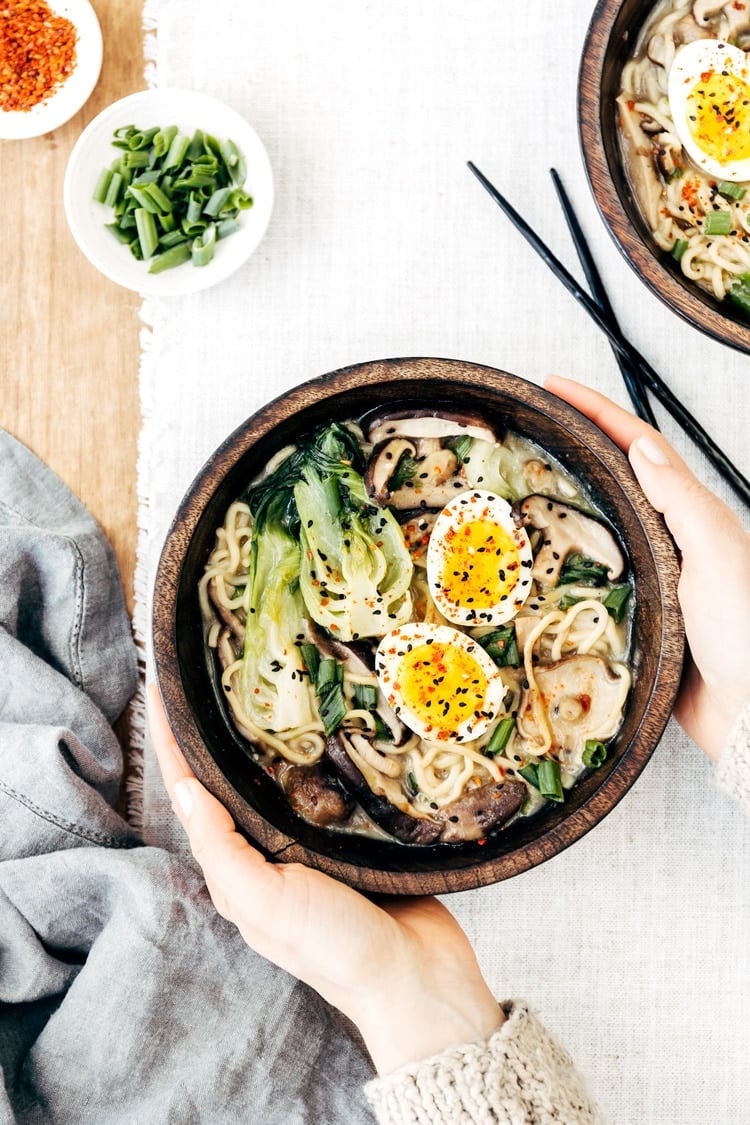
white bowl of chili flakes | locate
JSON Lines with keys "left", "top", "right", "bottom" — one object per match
{"left": 0, "top": 0, "right": 102, "bottom": 140}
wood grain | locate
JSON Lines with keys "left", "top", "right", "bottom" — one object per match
{"left": 1, "top": 1, "right": 146, "bottom": 614}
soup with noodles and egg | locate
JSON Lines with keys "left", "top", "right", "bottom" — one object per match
{"left": 617, "top": 0, "right": 750, "bottom": 313}
{"left": 199, "top": 408, "right": 634, "bottom": 845}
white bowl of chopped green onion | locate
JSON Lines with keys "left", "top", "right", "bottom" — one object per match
{"left": 63, "top": 88, "right": 274, "bottom": 296}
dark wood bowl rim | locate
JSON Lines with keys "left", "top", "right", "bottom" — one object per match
{"left": 152, "top": 357, "right": 685, "bottom": 894}
{"left": 578, "top": 0, "right": 750, "bottom": 354}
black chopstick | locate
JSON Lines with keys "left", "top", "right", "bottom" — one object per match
{"left": 549, "top": 168, "right": 658, "bottom": 430}
{"left": 467, "top": 160, "right": 750, "bottom": 510}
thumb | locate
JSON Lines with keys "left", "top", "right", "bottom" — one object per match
{"left": 628, "top": 434, "right": 741, "bottom": 562}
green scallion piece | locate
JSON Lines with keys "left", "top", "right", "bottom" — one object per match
{"left": 518, "top": 763, "right": 539, "bottom": 789}
{"left": 704, "top": 210, "right": 732, "bottom": 236}
{"left": 103, "top": 171, "right": 124, "bottom": 208}
{"left": 485, "top": 716, "right": 515, "bottom": 756}
{"left": 559, "top": 552, "right": 610, "bottom": 587}
{"left": 407, "top": 770, "right": 419, "bottom": 797}
{"left": 192, "top": 225, "right": 218, "bottom": 268}
{"left": 299, "top": 643, "right": 320, "bottom": 681}
{"left": 147, "top": 242, "right": 192, "bottom": 274}
{"left": 445, "top": 434, "right": 472, "bottom": 466}
{"left": 728, "top": 274, "right": 750, "bottom": 317}
{"left": 120, "top": 149, "right": 151, "bottom": 169}
{"left": 162, "top": 132, "right": 190, "bottom": 172}
{"left": 141, "top": 181, "right": 173, "bottom": 214}
{"left": 583, "top": 739, "right": 608, "bottom": 768}
{"left": 152, "top": 124, "right": 177, "bottom": 158}
{"left": 203, "top": 186, "right": 233, "bottom": 218}
{"left": 353, "top": 683, "right": 379, "bottom": 710}
{"left": 478, "top": 626, "right": 520, "bottom": 668}
{"left": 92, "top": 168, "right": 113, "bottom": 203}
{"left": 134, "top": 207, "right": 159, "bottom": 259}
{"left": 319, "top": 684, "right": 347, "bottom": 737}
{"left": 158, "top": 230, "right": 187, "bottom": 249}
{"left": 316, "top": 657, "right": 343, "bottom": 696}
{"left": 603, "top": 582, "right": 632, "bottom": 623}
{"left": 671, "top": 238, "right": 689, "bottom": 262}
{"left": 536, "top": 759, "right": 564, "bottom": 803}
{"left": 718, "top": 181, "right": 746, "bottom": 202}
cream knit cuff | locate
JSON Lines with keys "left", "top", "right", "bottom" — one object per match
{"left": 364, "top": 1001, "right": 601, "bottom": 1125}
{"left": 714, "top": 700, "right": 750, "bottom": 811}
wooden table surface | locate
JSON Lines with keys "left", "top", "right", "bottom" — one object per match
{"left": 2, "top": 2, "right": 145, "bottom": 617}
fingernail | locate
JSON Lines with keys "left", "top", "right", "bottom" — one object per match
{"left": 173, "top": 779, "right": 194, "bottom": 818}
{"left": 634, "top": 435, "right": 670, "bottom": 466}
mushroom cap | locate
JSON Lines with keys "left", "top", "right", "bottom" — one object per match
{"left": 519, "top": 494, "right": 626, "bottom": 586}
{"left": 516, "top": 654, "right": 632, "bottom": 755}
{"left": 362, "top": 408, "right": 499, "bottom": 447}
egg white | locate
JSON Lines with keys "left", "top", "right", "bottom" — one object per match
{"left": 426, "top": 490, "right": 533, "bottom": 626}
{"left": 375, "top": 622, "right": 507, "bottom": 744}
{"left": 668, "top": 39, "right": 750, "bottom": 182}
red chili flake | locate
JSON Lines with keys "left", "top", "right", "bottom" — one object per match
{"left": 477, "top": 837, "right": 487, "bottom": 846}
{"left": 0, "top": 0, "right": 78, "bottom": 112}
{"left": 580, "top": 694, "right": 591, "bottom": 713}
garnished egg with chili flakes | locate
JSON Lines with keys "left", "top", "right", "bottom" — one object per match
{"left": 426, "top": 490, "right": 533, "bottom": 626}
{"left": 668, "top": 39, "right": 750, "bottom": 182}
{"left": 375, "top": 622, "right": 506, "bottom": 744}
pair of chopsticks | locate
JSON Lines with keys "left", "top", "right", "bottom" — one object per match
{"left": 467, "top": 161, "right": 750, "bottom": 510}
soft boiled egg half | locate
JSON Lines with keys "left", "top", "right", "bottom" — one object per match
{"left": 426, "top": 489, "right": 533, "bottom": 626}
{"left": 668, "top": 39, "right": 750, "bottom": 182}
{"left": 375, "top": 622, "right": 507, "bottom": 744}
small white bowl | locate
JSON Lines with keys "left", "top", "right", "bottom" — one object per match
{"left": 0, "top": 0, "right": 102, "bottom": 140}
{"left": 63, "top": 88, "right": 274, "bottom": 297}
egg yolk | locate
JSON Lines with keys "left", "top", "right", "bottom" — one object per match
{"left": 437, "top": 518, "right": 520, "bottom": 609}
{"left": 397, "top": 640, "right": 490, "bottom": 738}
{"left": 686, "top": 69, "right": 750, "bottom": 165}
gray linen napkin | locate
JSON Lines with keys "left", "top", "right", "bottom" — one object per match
{"left": 0, "top": 431, "right": 374, "bottom": 1124}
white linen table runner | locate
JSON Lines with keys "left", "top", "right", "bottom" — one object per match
{"left": 136, "top": 3, "right": 750, "bottom": 1121}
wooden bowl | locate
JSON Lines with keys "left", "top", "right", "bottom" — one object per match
{"left": 579, "top": 0, "right": 750, "bottom": 354}
{"left": 152, "top": 358, "right": 684, "bottom": 894}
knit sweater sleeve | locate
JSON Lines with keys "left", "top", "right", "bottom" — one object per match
{"left": 364, "top": 1001, "right": 601, "bottom": 1125}
{"left": 714, "top": 699, "right": 750, "bottom": 811}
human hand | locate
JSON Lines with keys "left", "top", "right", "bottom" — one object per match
{"left": 147, "top": 685, "right": 504, "bottom": 1074}
{"left": 546, "top": 374, "right": 750, "bottom": 761}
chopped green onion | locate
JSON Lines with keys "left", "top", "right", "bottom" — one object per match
{"left": 353, "top": 683, "right": 379, "bottom": 710}
{"left": 603, "top": 583, "right": 632, "bottom": 623}
{"left": 390, "top": 452, "right": 419, "bottom": 490}
{"left": 718, "top": 181, "right": 746, "bottom": 202}
{"left": 704, "top": 210, "right": 732, "bottom": 236}
{"left": 103, "top": 171, "right": 124, "bottom": 208}
{"left": 518, "top": 763, "right": 539, "bottom": 789}
{"left": 478, "top": 626, "right": 520, "bottom": 668}
{"left": 559, "top": 552, "right": 610, "bottom": 587}
{"left": 583, "top": 739, "right": 608, "bottom": 768}
{"left": 558, "top": 592, "right": 585, "bottom": 610}
{"left": 536, "top": 759, "right": 564, "bottom": 803}
{"left": 191, "top": 223, "right": 217, "bottom": 268}
{"left": 728, "top": 273, "right": 750, "bottom": 317}
{"left": 299, "top": 643, "right": 320, "bottom": 681}
{"left": 92, "top": 168, "right": 113, "bottom": 203}
{"left": 671, "top": 238, "right": 688, "bottom": 262}
{"left": 407, "top": 770, "right": 419, "bottom": 797}
{"left": 134, "top": 207, "right": 159, "bottom": 259}
{"left": 319, "top": 684, "right": 347, "bottom": 737}
{"left": 94, "top": 121, "right": 254, "bottom": 273}
{"left": 484, "top": 716, "right": 515, "bottom": 756}
{"left": 445, "top": 434, "right": 472, "bottom": 465}
{"left": 147, "top": 242, "right": 192, "bottom": 274}
{"left": 316, "top": 657, "right": 343, "bottom": 696}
